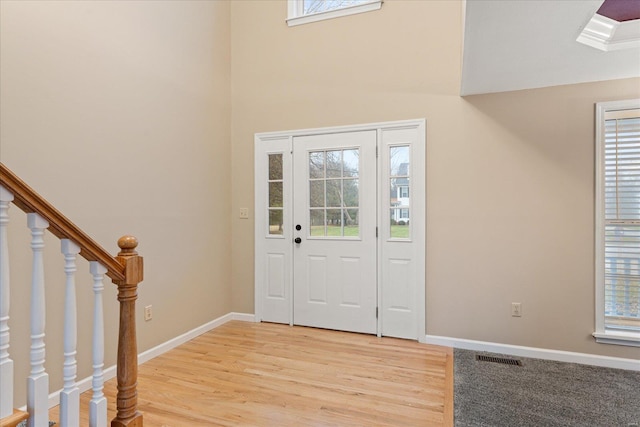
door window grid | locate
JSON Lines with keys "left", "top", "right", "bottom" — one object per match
{"left": 389, "top": 145, "right": 410, "bottom": 239}
{"left": 268, "top": 154, "right": 284, "bottom": 235}
{"left": 308, "top": 149, "right": 360, "bottom": 238}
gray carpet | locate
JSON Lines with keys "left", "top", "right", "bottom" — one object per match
{"left": 454, "top": 348, "right": 640, "bottom": 427}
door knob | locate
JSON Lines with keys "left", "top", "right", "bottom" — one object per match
{"left": 294, "top": 237, "right": 302, "bottom": 244}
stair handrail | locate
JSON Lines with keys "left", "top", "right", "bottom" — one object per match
{"left": 0, "top": 163, "right": 125, "bottom": 283}
{"left": 0, "top": 162, "right": 144, "bottom": 427}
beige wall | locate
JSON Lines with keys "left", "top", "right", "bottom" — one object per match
{"left": 0, "top": 0, "right": 232, "bottom": 405}
{"left": 231, "top": 0, "right": 640, "bottom": 359}
{"left": 1, "top": 0, "right": 638, "bottom": 408}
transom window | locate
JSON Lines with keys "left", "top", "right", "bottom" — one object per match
{"left": 595, "top": 99, "right": 640, "bottom": 347}
{"left": 303, "top": 0, "right": 370, "bottom": 14}
{"left": 287, "top": 0, "right": 382, "bottom": 27}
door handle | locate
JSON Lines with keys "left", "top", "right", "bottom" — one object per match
{"left": 294, "top": 237, "right": 302, "bottom": 244}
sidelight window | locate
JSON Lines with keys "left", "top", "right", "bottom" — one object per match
{"left": 268, "top": 154, "right": 284, "bottom": 235}
{"left": 389, "top": 145, "right": 410, "bottom": 239}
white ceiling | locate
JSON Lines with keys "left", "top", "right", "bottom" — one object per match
{"left": 461, "top": 0, "right": 640, "bottom": 96}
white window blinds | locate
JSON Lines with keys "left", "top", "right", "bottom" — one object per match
{"left": 603, "top": 108, "right": 640, "bottom": 334}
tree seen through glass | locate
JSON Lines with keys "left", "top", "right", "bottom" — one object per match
{"left": 268, "top": 154, "right": 284, "bottom": 235}
{"left": 309, "top": 149, "right": 359, "bottom": 237}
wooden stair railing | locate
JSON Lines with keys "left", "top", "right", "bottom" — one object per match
{"left": 0, "top": 162, "right": 144, "bottom": 427}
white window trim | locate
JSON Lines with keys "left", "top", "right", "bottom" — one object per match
{"left": 287, "top": 0, "right": 382, "bottom": 27}
{"left": 594, "top": 98, "right": 640, "bottom": 347}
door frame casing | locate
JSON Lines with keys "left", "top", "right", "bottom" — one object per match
{"left": 254, "top": 119, "right": 426, "bottom": 342}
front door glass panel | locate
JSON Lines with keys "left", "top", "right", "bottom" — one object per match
{"left": 308, "top": 149, "right": 360, "bottom": 237}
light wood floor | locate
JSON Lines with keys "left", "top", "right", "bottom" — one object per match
{"left": 50, "top": 321, "right": 453, "bottom": 426}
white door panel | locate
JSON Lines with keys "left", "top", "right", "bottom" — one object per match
{"left": 380, "top": 126, "right": 424, "bottom": 340}
{"left": 293, "top": 131, "right": 377, "bottom": 334}
{"left": 255, "top": 137, "right": 292, "bottom": 324}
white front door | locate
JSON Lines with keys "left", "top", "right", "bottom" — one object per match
{"left": 255, "top": 119, "right": 426, "bottom": 341}
{"left": 292, "top": 131, "right": 377, "bottom": 334}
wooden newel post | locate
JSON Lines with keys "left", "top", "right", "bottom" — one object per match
{"left": 111, "top": 236, "right": 144, "bottom": 427}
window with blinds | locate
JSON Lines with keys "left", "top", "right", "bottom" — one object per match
{"left": 596, "top": 100, "right": 640, "bottom": 345}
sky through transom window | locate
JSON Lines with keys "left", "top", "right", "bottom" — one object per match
{"left": 303, "top": 0, "right": 372, "bottom": 15}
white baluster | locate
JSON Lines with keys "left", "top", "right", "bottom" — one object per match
{"left": 0, "top": 186, "right": 15, "bottom": 419}
{"left": 89, "top": 262, "right": 107, "bottom": 427}
{"left": 27, "top": 213, "right": 49, "bottom": 427}
{"left": 60, "top": 239, "right": 80, "bottom": 427}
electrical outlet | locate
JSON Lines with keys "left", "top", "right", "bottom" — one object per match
{"left": 144, "top": 305, "right": 153, "bottom": 321}
{"left": 239, "top": 208, "right": 249, "bottom": 219}
{"left": 511, "top": 302, "right": 522, "bottom": 317}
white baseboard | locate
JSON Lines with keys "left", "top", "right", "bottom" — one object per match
{"left": 40, "top": 312, "right": 256, "bottom": 410}
{"left": 138, "top": 312, "right": 255, "bottom": 365}
{"left": 425, "top": 334, "right": 640, "bottom": 371}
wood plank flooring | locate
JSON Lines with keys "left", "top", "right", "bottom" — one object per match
{"left": 50, "top": 321, "right": 453, "bottom": 426}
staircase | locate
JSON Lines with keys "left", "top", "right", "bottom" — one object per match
{"left": 0, "top": 163, "right": 144, "bottom": 427}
